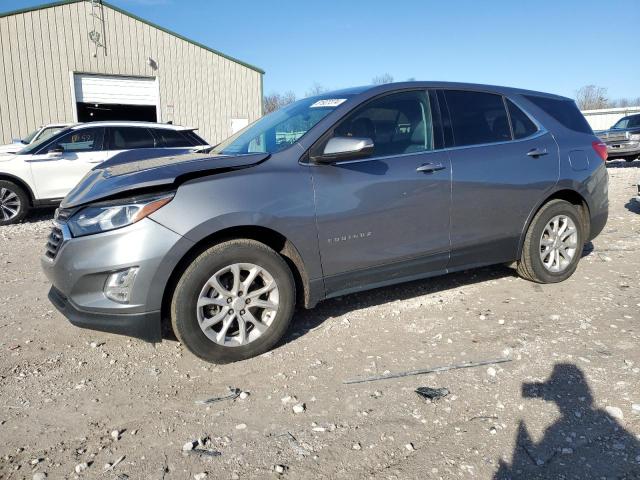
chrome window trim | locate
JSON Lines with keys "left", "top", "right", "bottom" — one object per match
{"left": 324, "top": 128, "right": 549, "bottom": 166}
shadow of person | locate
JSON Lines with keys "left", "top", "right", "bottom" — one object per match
{"left": 494, "top": 363, "right": 640, "bottom": 479}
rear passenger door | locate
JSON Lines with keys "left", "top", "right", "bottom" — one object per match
{"left": 440, "top": 90, "right": 559, "bottom": 268}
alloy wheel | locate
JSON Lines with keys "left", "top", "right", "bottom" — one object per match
{"left": 539, "top": 215, "right": 578, "bottom": 273}
{"left": 0, "top": 187, "right": 21, "bottom": 222}
{"left": 196, "top": 263, "right": 279, "bottom": 347}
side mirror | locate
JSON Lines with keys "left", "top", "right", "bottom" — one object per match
{"left": 312, "top": 136, "right": 374, "bottom": 164}
{"left": 47, "top": 145, "right": 64, "bottom": 157}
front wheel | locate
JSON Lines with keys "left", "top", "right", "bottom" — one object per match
{"left": 0, "top": 180, "right": 29, "bottom": 226}
{"left": 517, "top": 199, "right": 584, "bottom": 283}
{"left": 171, "top": 239, "right": 295, "bottom": 363}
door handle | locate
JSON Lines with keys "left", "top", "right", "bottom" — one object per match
{"left": 416, "top": 162, "right": 445, "bottom": 173}
{"left": 527, "top": 148, "right": 548, "bottom": 157}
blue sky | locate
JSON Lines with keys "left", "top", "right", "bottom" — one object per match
{"left": 3, "top": 0, "right": 639, "bottom": 100}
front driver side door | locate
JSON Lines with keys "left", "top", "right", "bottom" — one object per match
{"left": 29, "top": 127, "right": 106, "bottom": 199}
{"left": 309, "top": 90, "right": 452, "bottom": 297}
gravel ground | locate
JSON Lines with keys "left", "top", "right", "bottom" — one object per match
{"left": 1, "top": 161, "right": 639, "bottom": 480}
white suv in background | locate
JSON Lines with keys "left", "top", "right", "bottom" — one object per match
{"left": 0, "top": 123, "right": 72, "bottom": 156}
{"left": 0, "top": 121, "right": 210, "bottom": 225}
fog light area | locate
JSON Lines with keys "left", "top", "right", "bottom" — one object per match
{"left": 104, "top": 267, "right": 140, "bottom": 303}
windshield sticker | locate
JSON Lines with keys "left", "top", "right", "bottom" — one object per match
{"left": 310, "top": 99, "right": 347, "bottom": 108}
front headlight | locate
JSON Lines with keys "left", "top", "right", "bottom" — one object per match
{"left": 630, "top": 133, "right": 640, "bottom": 141}
{"left": 68, "top": 193, "right": 174, "bottom": 237}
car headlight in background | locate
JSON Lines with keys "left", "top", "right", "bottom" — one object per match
{"left": 630, "top": 133, "right": 640, "bottom": 141}
{"left": 68, "top": 193, "right": 174, "bottom": 237}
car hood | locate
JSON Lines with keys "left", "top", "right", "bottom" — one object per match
{"left": 61, "top": 149, "right": 270, "bottom": 209}
{"left": 597, "top": 127, "right": 640, "bottom": 136}
{"left": 0, "top": 152, "right": 18, "bottom": 162}
{"left": 0, "top": 143, "right": 23, "bottom": 155}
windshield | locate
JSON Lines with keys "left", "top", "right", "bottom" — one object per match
{"left": 17, "top": 127, "right": 72, "bottom": 155}
{"left": 36, "top": 126, "right": 66, "bottom": 142}
{"left": 212, "top": 95, "right": 354, "bottom": 155}
{"left": 21, "top": 128, "right": 40, "bottom": 144}
{"left": 612, "top": 115, "right": 640, "bottom": 129}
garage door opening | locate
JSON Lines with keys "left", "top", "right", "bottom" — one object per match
{"left": 73, "top": 73, "right": 160, "bottom": 123}
{"left": 76, "top": 102, "right": 157, "bottom": 122}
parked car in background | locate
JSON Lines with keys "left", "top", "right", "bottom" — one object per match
{"left": 0, "top": 123, "right": 72, "bottom": 156}
{"left": 597, "top": 113, "right": 640, "bottom": 162}
{"left": 41, "top": 82, "right": 608, "bottom": 363}
{"left": 0, "top": 121, "right": 210, "bottom": 225}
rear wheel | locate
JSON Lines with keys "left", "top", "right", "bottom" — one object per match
{"left": 0, "top": 181, "right": 29, "bottom": 226}
{"left": 171, "top": 239, "right": 295, "bottom": 363}
{"left": 517, "top": 199, "right": 584, "bottom": 283}
{"left": 624, "top": 155, "right": 638, "bottom": 162}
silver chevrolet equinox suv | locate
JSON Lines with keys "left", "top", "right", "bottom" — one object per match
{"left": 42, "top": 82, "right": 609, "bottom": 363}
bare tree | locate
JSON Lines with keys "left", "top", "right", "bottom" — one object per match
{"left": 305, "top": 82, "right": 328, "bottom": 97}
{"left": 575, "top": 85, "right": 609, "bottom": 110}
{"left": 372, "top": 73, "right": 394, "bottom": 85}
{"left": 263, "top": 90, "right": 296, "bottom": 114}
{"left": 609, "top": 97, "right": 640, "bottom": 108}
{"left": 616, "top": 98, "right": 631, "bottom": 108}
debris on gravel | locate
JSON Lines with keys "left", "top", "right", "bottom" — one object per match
{"left": 415, "top": 386, "right": 449, "bottom": 401}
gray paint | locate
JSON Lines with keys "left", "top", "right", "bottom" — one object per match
{"left": 0, "top": 0, "right": 262, "bottom": 145}
{"left": 41, "top": 82, "right": 609, "bottom": 342}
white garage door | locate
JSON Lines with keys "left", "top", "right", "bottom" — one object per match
{"left": 74, "top": 74, "right": 158, "bottom": 106}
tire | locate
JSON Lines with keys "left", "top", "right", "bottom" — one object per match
{"left": 624, "top": 155, "right": 638, "bottom": 163}
{"left": 171, "top": 239, "right": 295, "bottom": 363}
{"left": 0, "top": 180, "right": 29, "bottom": 226}
{"left": 517, "top": 199, "right": 584, "bottom": 284}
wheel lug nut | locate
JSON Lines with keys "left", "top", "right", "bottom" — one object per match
{"left": 240, "top": 310, "right": 245, "bottom": 315}
{"left": 228, "top": 309, "right": 234, "bottom": 315}
{"left": 227, "top": 298, "right": 232, "bottom": 304}
{"left": 245, "top": 298, "right": 251, "bottom": 304}
{"left": 238, "top": 291, "right": 243, "bottom": 296}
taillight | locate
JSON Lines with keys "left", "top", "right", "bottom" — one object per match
{"left": 592, "top": 140, "right": 608, "bottom": 161}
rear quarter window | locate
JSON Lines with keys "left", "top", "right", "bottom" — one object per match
{"left": 524, "top": 95, "right": 592, "bottom": 134}
{"left": 154, "top": 129, "right": 193, "bottom": 148}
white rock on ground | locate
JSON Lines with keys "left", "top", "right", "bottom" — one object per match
{"left": 182, "top": 440, "right": 196, "bottom": 451}
{"left": 292, "top": 403, "right": 306, "bottom": 414}
{"left": 194, "top": 473, "right": 208, "bottom": 480}
{"left": 606, "top": 406, "right": 624, "bottom": 420}
{"left": 74, "top": 462, "right": 88, "bottom": 474}
{"left": 33, "top": 473, "right": 47, "bottom": 480}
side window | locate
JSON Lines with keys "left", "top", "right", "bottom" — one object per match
{"left": 155, "top": 129, "right": 193, "bottom": 148}
{"left": 506, "top": 99, "right": 538, "bottom": 139}
{"left": 523, "top": 95, "right": 592, "bottom": 134}
{"left": 332, "top": 90, "right": 434, "bottom": 157}
{"left": 55, "top": 128, "right": 104, "bottom": 152}
{"left": 183, "top": 131, "right": 209, "bottom": 146}
{"left": 108, "top": 127, "right": 157, "bottom": 150}
{"left": 444, "top": 90, "right": 512, "bottom": 147}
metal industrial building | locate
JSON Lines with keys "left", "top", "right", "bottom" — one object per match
{"left": 0, "top": 0, "right": 264, "bottom": 145}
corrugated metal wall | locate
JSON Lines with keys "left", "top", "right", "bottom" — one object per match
{"left": 0, "top": 1, "right": 263, "bottom": 145}
{"left": 582, "top": 106, "right": 640, "bottom": 131}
